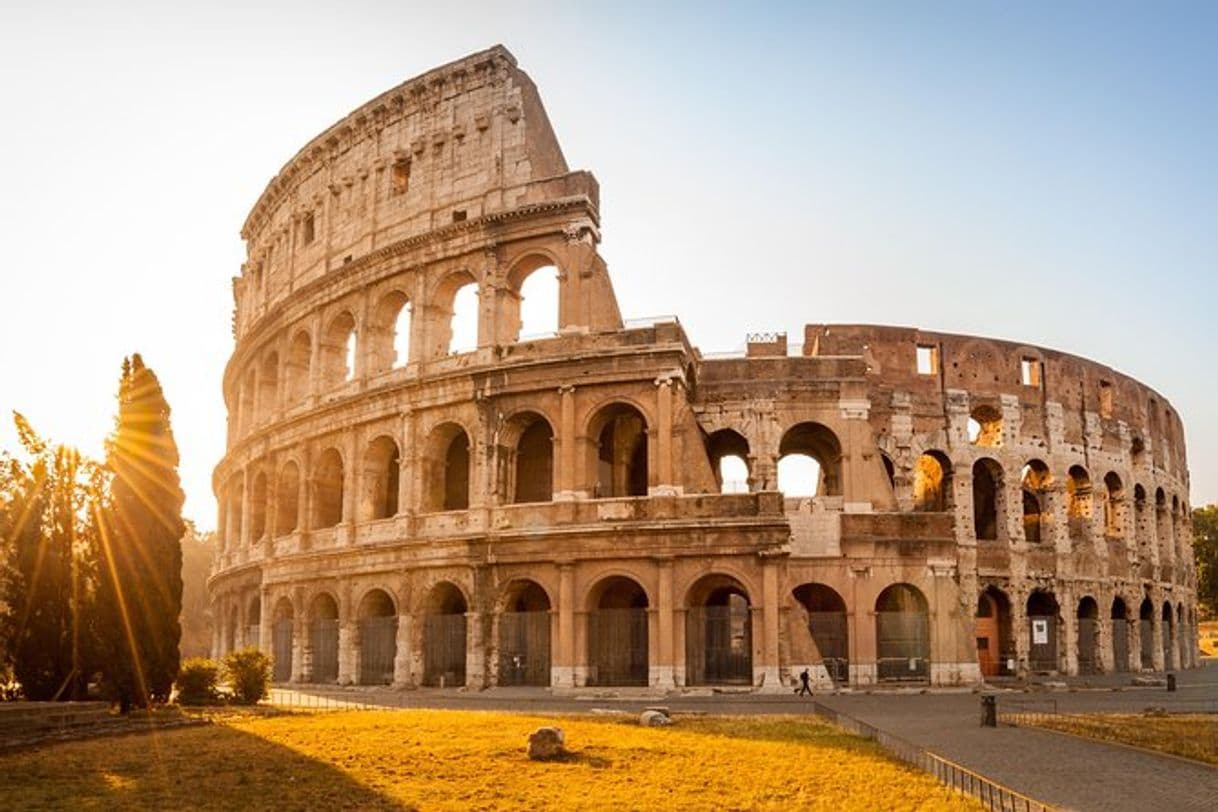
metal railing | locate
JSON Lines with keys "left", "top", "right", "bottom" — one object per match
{"left": 810, "top": 701, "right": 1052, "bottom": 812}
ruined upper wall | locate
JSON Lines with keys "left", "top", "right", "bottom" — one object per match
{"left": 233, "top": 45, "right": 594, "bottom": 337}
{"left": 802, "top": 323, "right": 1188, "bottom": 476}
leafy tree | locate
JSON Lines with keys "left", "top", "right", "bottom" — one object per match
{"left": 96, "top": 355, "right": 186, "bottom": 710}
{"left": 1194, "top": 504, "right": 1218, "bottom": 618}
{"left": 0, "top": 414, "right": 98, "bottom": 700}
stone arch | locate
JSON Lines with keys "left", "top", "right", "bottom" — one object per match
{"left": 684, "top": 574, "right": 752, "bottom": 685}
{"left": 286, "top": 329, "right": 311, "bottom": 404}
{"left": 1161, "top": 600, "right": 1175, "bottom": 670}
{"left": 968, "top": 404, "right": 1003, "bottom": 447}
{"left": 1103, "top": 472, "right": 1125, "bottom": 539}
{"left": 356, "top": 588, "right": 398, "bottom": 685}
{"left": 312, "top": 447, "right": 344, "bottom": 528}
{"left": 502, "top": 411, "right": 554, "bottom": 504}
{"left": 587, "top": 402, "right": 649, "bottom": 498}
{"left": 249, "top": 469, "right": 268, "bottom": 542}
{"left": 504, "top": 251, "right": 561, "bottom": 341}
{"left": 307, "top": 591, "right": 340, "bottom": 683}
{"left": 1155, "top": 487, "right": 1172, "bottom": 560}
{"left": 778, "top": 421, "right": 843, "bottom": 497}
{"left": 361, "top": 434, "right": 401, "bottom": 520}
{"left": 972, "top": 457, "right": 1004, "bottom": 541}
{"left": 246, "top": 595, "right": 262, "bottom": 649}
{"left": 368, "top": 288, "right": 412, "bottom": 374}
{"left": 1021, "top": 460, "right": 1052, "bottom": 543}
{"left": 271, "top": 596, "right": 295, "bottom": 682}
{"left": 258, "top": 350, "right": 279, "bottom": 421}
{"left": 705, "top": 428, "right": 750, "bottom": 494}
{"left": 586, "top": 575, "right": 649, "bottom": 686}
{"left": 422, "top": 581, "right": 468, "bottom": 687}
{"left": 1077, "top": 596, "right": 1100, "bottom": 674}
{"left": 1026, "top": 590, "right": 1060, "bottom": 672}
{"left": 276, "top": 460, "right": 300, "bottom": 535}
{"left": 913, "top": 450, "right": 953, "bottom": 512}
{"left": 1110, "top": 596, "right": 1130, "bottom": 673}
{"left": 1139, "top": 597, "right": 1155, "bottom": 669}
{"left": 975, "top": 586, "right": 1013, "bottom": 677}
{"left": 875, "top": 583, "right": 930, "bottom": 682}
{"left": 422, "top": 421, "right": 472, "bottom": 512}
{"left": 793, "top": 583, "right": 848, "bottom": 684}
{"left": 497, "top": 579, "right": 552, "bottom": 687}
{"left": 431, "top": 269, "right": 479, "bottom": 356}
{"left": 320, "top": 310, "right": 357, "bottom": 387}
{"left": 1067, "top": 465, "right": 1093, "bottom": 542}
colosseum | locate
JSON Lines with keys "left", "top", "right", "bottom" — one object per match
{"left": 209, "top": 46, "right": 1199, "bottom": 691}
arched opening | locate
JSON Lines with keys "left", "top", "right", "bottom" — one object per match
{"left": 286, "top": 330, "right": 311, "bottom": 404}
{"left": 514, "top": 263, "right": 559, "bottom": 340}
{"left": 913, "top": 451, "right": 952, "bottom": 512}
{"left": 1139, "top": 598, "right": 1155, "bottom": 669}
{"left": 357, "top": 589, "right": 397, "bottom": 686}
{"left": 312, "top": 448, "right": 344, "bottom": 528}
{"left": 685, "top": 575, "right": 752, "bottom": 685}
{"left": 369, "top": 290, "right": 411, "bottom": 374}
{"left": 249, "top": 471, "right": 267, "bottom": 541}
{"left": 1077, "top": 597, "right": 1100, "bottom": 675}
{"left": 1021, "top": 461, "right": 1051, "bottom": 543}
{"left": 1155, "top": 488, "right": 1172, "bottom": 561}
{"left": 246, "top": 597, "right": 261, "bottom": 650}
{"left": 226, "top": 606, "right": 239, "bottom": 655}
{"left": 967, "top": 405, "right": 1003, "bottom": 447}
{"left": 259, "top": 352, "right": 279, "bottom": 421}
{"left": 444, "top": 432, "right": 470, "bottom": 510}
{"left": 1161, "top": 601, "right": 1175, "bottom": 670}
{"left": 361, "top": 436, "right": 401, "bottom": 520}
{"left": 1026, "top": 590, "right": 1060, "bottom": 672}
{"left": 1103, "top": 472, "right": 1125, "bottom": 539}
{"left": 972, "top": 458, "right": 1003, "bottom": 541}
{"left": 1171, "top": 495, "right": 1183, "bottom": 561}
{"left": 793, "top": 583, "right": 848, "bottom": 684}
{"left": 228, "top": 480, "right": 244, "bottom": 551}
{"left": 704, "top": 429, "right": 750, "bottom": 494}
{"left": 778, "top": 422, "right": 842, "bottom": 497}
{"left": 423, "top": 582, "right": 467, "bottom": 687}
{"left": 308, "top": 593, "right": 339, "bottom": 683}
{"left": 448, "top": 280, "right": 480, "bottom": 354}
{"left": 320, "top": 311, "right": 357, "bottom": 387}
{"left": 1176, "top": 603, "right": 1187, "bottom": 670}
{"left": 591, "top": 404, "right": 648, "bottom": 498}
{"left": 511, "top": 415, "right": 554, "bottom": 504}
{"left": 587, "top": 576, "right": 649, "bottom": 686}
{"left": 271, "top": 598, "right": 294, "bottom": 682}
{"left": 875, "top": 584, "right": 929, "bottom": 682}
{"left": 424, "top": 423, "right": 471, "bottom": 512}
{"left": 276, "top": 461, "right": 300, "bottom": 535}
{"left": 1067, "top": 466, "right": 1092, "bottom": 542}
{"left": 1111, "top": 597, "right": 1129, "bottom": 673}
{"left": 975, "top": 587, "right": 1013, "bottom": 677}
{"left": 497, "top": 580, "right": 551, "bottom": 686}
{"left": 239, "top": 370, "right": 256, "bottom": 436}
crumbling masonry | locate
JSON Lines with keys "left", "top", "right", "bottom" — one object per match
{"left": 210, "top": 46, "right": 1199, "bottom": 689}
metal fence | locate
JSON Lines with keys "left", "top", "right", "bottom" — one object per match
{"left": 810, "top": 701, "right": 1052, "bottom": 812}
{"left": 272, "top": 620, "right": 293, "bottom": 682}
{"left": 498, "top": 611, "right": 551, "bottom": 686}
{"left": 807, "top": 611, "right": 848, "bottom": 684}
{"left": 587, "top": 608, "right": 648, "bottom": 686}
{"left": 423, "top": 614, "right": 466, "bottom": 687}
{"left": 685, "top": 606, "right": 752, "bottom": 685}
{"left": 310, "top": 619, "right": 339, "bottom": 683}
{"left": 359, "top": 616, "right": 398, "bottom": 686}
{"left": 876, "top": 611, "right": 929, "bottom": 681}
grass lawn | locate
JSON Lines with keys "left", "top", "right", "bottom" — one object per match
{"left": 0, "top": 709, "right": 982, "bottom": 810}
{"left": 1016, "top": 712, "right": 1218, "bottom": 765}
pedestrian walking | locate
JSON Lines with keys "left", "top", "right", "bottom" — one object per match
{"left": 797, "top": 668, "right": 812, "bottom": 696}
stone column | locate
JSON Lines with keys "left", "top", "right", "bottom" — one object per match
{"left": 760, "top": 560, "right": 781, "bottom": 689}
{"left": 554, "top": 564, "right": 575, "bottom": 687}
{"left": 259, "top": 588, "right": 273, "bottom": 657}
{"left": 654, "top": 560, "right": 675, "bottom": 688}
{"left": 393, "top": 614, "right": 413, "bottom": 686}
{"left": 557, "top": 386, "right": 577, "bottom": 500}
{"left": 652, "top": 378, "right": 676, "bottom": 495}
{"left": 465, "top": 610, "right": 484, "bottom": 688}
{"left": 338, "top": 621, "right": 355, "bottom": 685}
{"left": 1151, "top": 599, "right": 1165, "bottom": 671}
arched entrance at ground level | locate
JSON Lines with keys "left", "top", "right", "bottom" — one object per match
{"left": 1111, "top": 598, "right": 1130, "bottom": 673}
{"left": 498, "top": 580, "right": 551, "bottom": 686}
{"left": 1161, "top": 602, "right": 1175, "bottom": 670}
{"left": 875, "top": 584, "right": 929, "bottom": 682}
{"left": 587, "top": 576, "right": 649, "bottom": 686}
{"left": 357, "top": 590, "right": 397, "bottom": 685}
{"left": 685, "top": 575, "right": 752, "bottom": 686}
{"left": 226, "top": 606, "right": 239, "bottom": 655}
{"left": 1177, "top": 604, "right": 1187, "bottom": 670}
{"left": 272, "top": 598, "right": 294, "bottom": 682}
{"left": 1026, "top": 591, "right": 1059, "bottom": 673}
{"left": 793, "top": 584, "right": 848, "bottom": 684}
{"left": 1077, "top": 597, "right": 1100, "bottom": 675}
{"left": 308, "top": 593, "right": 339, "bottom": 683}
{"left": 246, "top": 597, "right": 261, "bottom": 650}
{"left": 423, "top": 583, "right": 467, "bottom": 687}
{"left": 1139, "top": 599, "right": 1154, "bottom": 669}
{"left": 975, "top": 588, "right": 1013, "bottom": 677}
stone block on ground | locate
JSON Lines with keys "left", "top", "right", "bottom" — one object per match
{"left": 527, "top": 726, "right": 565, "bottom": 760}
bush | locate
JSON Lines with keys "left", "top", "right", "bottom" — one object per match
{"left": 223, "top": 647, "right": 272, "bottom": 706}
{"left": 176, "top": 658, "right": 221, "bottom": 705}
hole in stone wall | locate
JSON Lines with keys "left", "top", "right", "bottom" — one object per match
{"left": 517, "top": 265, "right": 559, "bottom": 339}
{"left": 968, "top": 405, "right": 1003, "bottom": 447}
{"left": 391, "top": 159, "right": 411, "bottom": 196}
{"left": 452, "top": 209, "right": 467, "bottom": 222}
{"left": 302, "top": 212, "right": 315, "bottom": 245}
{"left": 449, "top": 283, "right": 479, "bottom": 354}
{"left": 916, "top": 344, "right": 938, "bottom": 375}
{"left": 1099, "top": 381, "right": 1114, "bottom": 419}
{"left": 1020, "top": 357, "right": 1042, "bottom": 387}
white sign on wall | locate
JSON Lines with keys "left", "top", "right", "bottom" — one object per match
{"left": 1032, "top": 619, "right": 1049, "bottom": 645}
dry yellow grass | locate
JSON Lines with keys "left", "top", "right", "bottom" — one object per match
{"left": 0, "top": 709, "right": 983, "bottom": 811}
{"left": 1018, "top": 712, "right": 1218, "bottom": 765}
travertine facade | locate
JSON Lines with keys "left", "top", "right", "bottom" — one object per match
{"left": 210, "top": 46, "right": 1198, "bottom": 690}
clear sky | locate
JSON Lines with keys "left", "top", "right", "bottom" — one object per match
{"left": 1, "top": 1, "right": 1215, "bottom": 529}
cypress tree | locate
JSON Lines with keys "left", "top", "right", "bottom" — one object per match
{"left": 97, "top": 355, "right": 185, "bottom": 709}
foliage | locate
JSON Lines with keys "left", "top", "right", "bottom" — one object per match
{"left": 1193, "top": 505, "right": 1217, "bottom": 618}
{"left": 223, "top": 647, "right": 271, "bottom": 705}
{"left": 175, "top": 657, "right": 222, "bottom": 705}
{"left": 1020, "top": 712, "right": 1217, "bottom": 765}
{"left": 179, "top": 522, "right": 217, "bottom": 659}
{"left": 0, "top": 711, "right": 982, "bottom": 810}
{"left": 0, "top": 414, "right": 100, "bottom": 701}
{"left": 96, "top": 355, "right": 186, "bottom": 711}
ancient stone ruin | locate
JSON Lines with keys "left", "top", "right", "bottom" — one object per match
{"left": 210, "top": 46, "right": 1199, "bottom": 690}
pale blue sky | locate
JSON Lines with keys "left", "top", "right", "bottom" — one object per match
{"left": 1, "top": 1, "right": 1215, "bottom": 527}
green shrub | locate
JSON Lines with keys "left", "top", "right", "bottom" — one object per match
{"left": 223, "top": 647, "right": 272, "bottom": 705}
{"left": 176, "top": 658, "right": 221, "bottom": 705}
